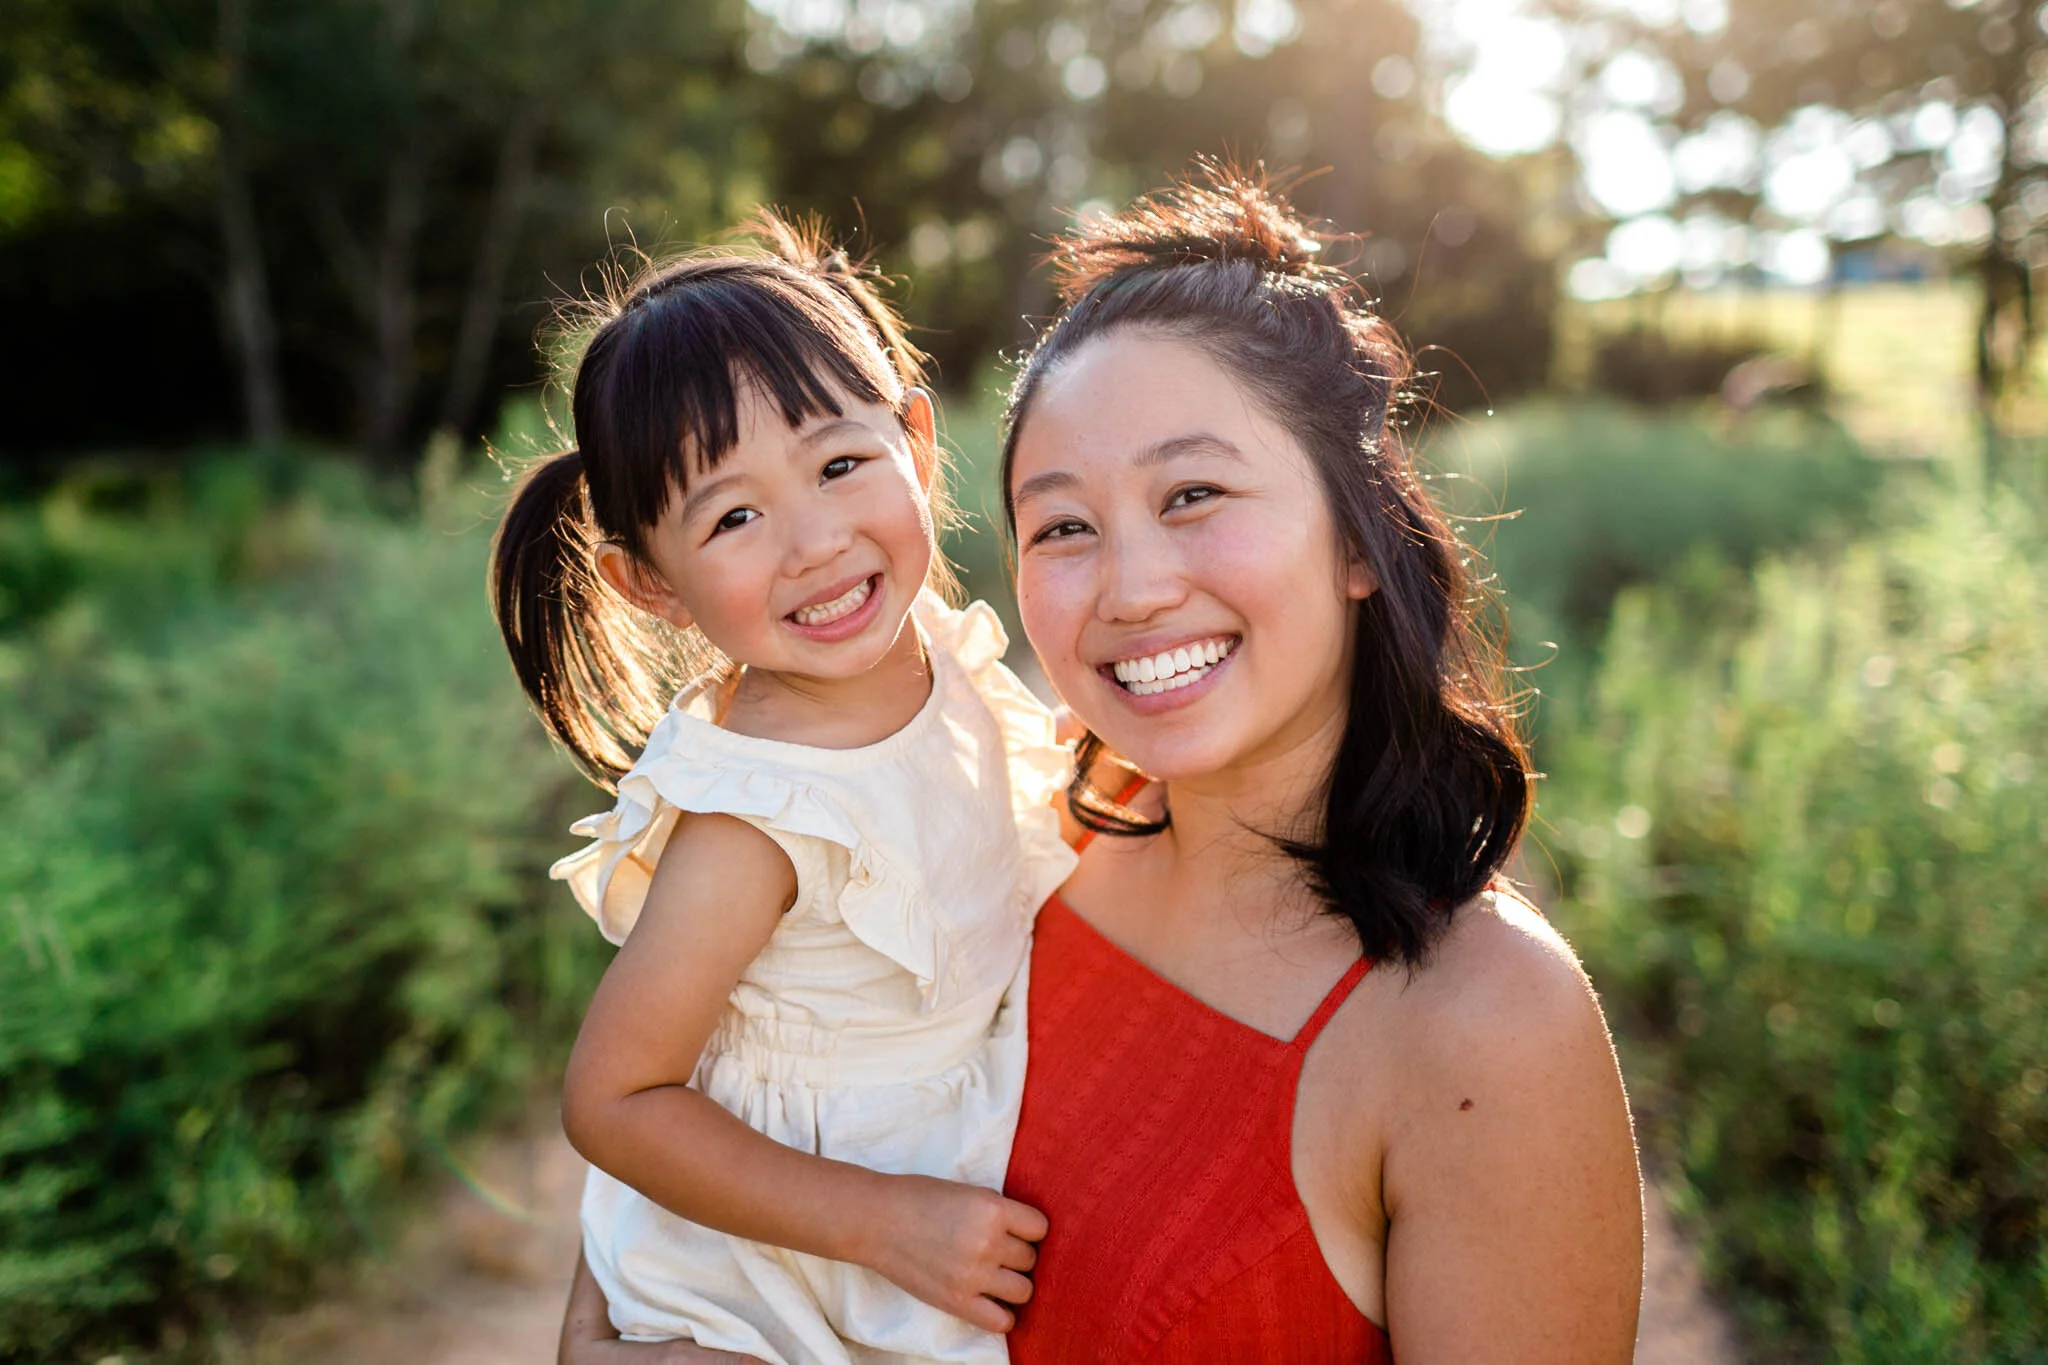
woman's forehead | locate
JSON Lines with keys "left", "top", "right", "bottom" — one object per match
{"left": 1012, "top": 333, "right": 1292, "bottom": 487}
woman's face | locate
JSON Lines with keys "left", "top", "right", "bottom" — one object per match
{"left": 1009, "top": 331, "right": 1372, "bottom": 786}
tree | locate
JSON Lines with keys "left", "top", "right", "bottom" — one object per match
{"left": 1535, "top": 0, "right": 2039, "bottom": 412}
{"left": 740, "top": 0, "right": 1555, "bottom": 404}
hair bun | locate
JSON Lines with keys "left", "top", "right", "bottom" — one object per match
{"left": 1049, "top": 159, "right": 1334, "bottom": 304}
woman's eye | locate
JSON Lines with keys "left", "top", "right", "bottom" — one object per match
{"left": 713, "top": 507, "right": 759, "bottom": 533}
{"left": 821, "top": 455, "right": 860, "bottom": 480}
{"left": 1166, "top": 484, "right": 1222, "bottom": 511}
{"left": 1029, "top": 518, "right": 1092, "bottom": 546}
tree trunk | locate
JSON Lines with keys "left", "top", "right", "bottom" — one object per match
{"left": 437, "top": 103, "right": 546, "bottom": 440}
{"left": 361, "top": 139, "right": 427, "bottom": 461}
{"left": 215, "top": 0, "right": 284, "bottom": 446}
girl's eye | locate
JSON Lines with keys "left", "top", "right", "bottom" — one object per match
{"left": 821, "top": 455, "right": 861, "bottom": 480}
{"left": 1166, "top": 484, "right": 1223, "bottom": 511}
{"left": 714, "top": 507, "right": 759, "bottom": 534}
{"left": 1028, "top": 517, "right": 1092, "bottom": 546}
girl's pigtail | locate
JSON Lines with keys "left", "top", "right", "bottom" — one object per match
{"left": 491, "top": 449, "right": 679, "bottom": 789}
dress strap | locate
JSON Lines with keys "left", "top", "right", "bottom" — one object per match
{"left": 1292, "top": 955, "right": 1374, "bottom": 1051}
{"left": 1072, "top": 772, "right": 1153, "bottom": 853}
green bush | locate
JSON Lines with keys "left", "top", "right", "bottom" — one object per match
{"left": 1544, "top": 486, "right": 2048, "bottom": 1361}
{"left": 0, "top": 459, "right": 599, "bottom": 1360}
{"left": 1430, "top": 400, "right": 1887, "bottom": 705}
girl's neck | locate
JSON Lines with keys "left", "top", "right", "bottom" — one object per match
{"left": 720, "top": 613, "right": 932, "bottom": 750}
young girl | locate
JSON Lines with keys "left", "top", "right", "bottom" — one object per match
{"left": 490, "top": 218, "right": 1075, "bottom": 1365}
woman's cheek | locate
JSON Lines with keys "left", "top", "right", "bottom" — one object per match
{"left": 1017, "top": 554, "right": 1092, "bottom": 678}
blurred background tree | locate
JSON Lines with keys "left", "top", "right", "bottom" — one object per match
{"left": 1, "top": 0, "right": 1557, "bottom": 470}
{"left": 1527, "top": 0, "right": 2042, "bottom": 414}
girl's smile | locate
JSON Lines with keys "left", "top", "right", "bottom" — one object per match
{"left": 784, "top": 571, "right": 884, "bottom": 641}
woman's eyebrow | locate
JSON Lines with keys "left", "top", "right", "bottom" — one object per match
{"left": 1014, "top": 432, "right": 1245, "bottom": 507}
{"left": 1136, "top": 432, "right": 1246, "bottom": 467}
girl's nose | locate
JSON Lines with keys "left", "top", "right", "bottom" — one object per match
{"left": 781, "top": 499, "right": 857, "bottom": 576}
{"left": 1096, "top": 524, "right": 1187, "bottom": 623}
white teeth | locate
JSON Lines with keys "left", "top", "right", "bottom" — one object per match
{"left": 791, "top": 577, "right": 873, "bottom": 627}
{"left": 1108, "top": 637, "right": 1235, "bottom": 694}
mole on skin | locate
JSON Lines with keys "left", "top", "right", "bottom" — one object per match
{"left": 1459, "top": 1098, "right": 1474, "bottom": 1111}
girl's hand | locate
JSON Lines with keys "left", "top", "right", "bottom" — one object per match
{"left": 559, "top": 1250, "right": 770, "bottom": 1365}
{"left": 859, "top": 1175, "right": 1048, "bottom": 1333}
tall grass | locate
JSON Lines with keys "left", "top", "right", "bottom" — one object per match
{"left": 1543, "top": 483, "right": 2048, "bottom": 1360}
{"left": 0, "top": 457, "right": 600, "bottom": 1360}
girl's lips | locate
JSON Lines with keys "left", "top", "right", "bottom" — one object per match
{"left": 784, "top": 573, "right": 885, "bottom": 643}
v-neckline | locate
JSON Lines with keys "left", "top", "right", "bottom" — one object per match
{"left": 1044, "top": 892, "right": 1364, "bottom": 1048}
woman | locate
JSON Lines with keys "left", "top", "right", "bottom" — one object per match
{"left": 561, "top": 167, "right": 1643, "bottom": 1363}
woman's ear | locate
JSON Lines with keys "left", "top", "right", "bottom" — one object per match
{"left": 1345, "top": 551, "right": 1379, "bottom": 602}
{"left": 593, "top": 542, "right": 694, "bottom": 630}
{"left": 902, "top": 387, "right": 939, "bottom": 493}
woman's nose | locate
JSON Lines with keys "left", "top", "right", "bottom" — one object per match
{"left": 1096, "top": 525, "right": 1187, "bottom": 623}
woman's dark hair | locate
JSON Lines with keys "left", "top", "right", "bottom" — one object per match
{"left": 492, "top": 212, "right": 943, "bottom": 788}
{"left": 1001, "top": 164, "right": 1532, "bottom": 968}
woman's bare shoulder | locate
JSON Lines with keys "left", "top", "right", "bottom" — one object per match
{"left": 1332, "top": 887, "right": 1622, "bottom": 1123}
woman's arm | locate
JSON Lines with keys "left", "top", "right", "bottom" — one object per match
{"left": 558, "top": 1249, "right": 765, "bottom": 1364}
{"left": 565, "top": 811, "right": 1045, "bottom": 1332}
{"left": 1376, "top": 899, "right": 1643, "bottom": 1362}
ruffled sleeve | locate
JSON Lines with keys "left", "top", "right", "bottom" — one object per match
{"left": 550, "top": 709, "right": 922, "bottom": 956}
{"left": 915, "top": 594, "right": 1078, "bottom": 912}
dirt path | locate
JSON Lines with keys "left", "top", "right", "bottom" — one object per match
{"left": 250, "top": 1118, "right": 1741, "bottom": 1364}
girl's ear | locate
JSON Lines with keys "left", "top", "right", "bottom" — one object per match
{"left": 593, "top": 542, "right": 694, "bottom": 630}
{"left": 902, "top": 387, "right": 939, "bottom": 494}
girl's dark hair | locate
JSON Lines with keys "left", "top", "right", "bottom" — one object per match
{"left": 492, "top": 212, "right": 942, "bottom": 788}
{"left": 1001, "top": 164, "right": 1532, "bottom": 968}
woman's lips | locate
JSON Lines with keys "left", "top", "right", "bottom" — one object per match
{"left": 1098, "top": 635, "right": 1239, "bottom": 714}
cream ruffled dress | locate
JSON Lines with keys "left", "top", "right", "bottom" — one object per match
{"left": 552, "top": 594, "right": 1077, "bottom": 1365}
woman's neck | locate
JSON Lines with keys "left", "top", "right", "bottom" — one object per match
{"left": 1140, "top": 701, "right": 1349, "bottom": 934}
{"left": 721, "top": 613, "right": 932, "bottom": 749}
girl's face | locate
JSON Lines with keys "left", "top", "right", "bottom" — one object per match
{"left": 600, "top": 381, "right": 937, "bottom": 682}
{"left": 1010, "top": 332, "right": 1373, "bottom": 785}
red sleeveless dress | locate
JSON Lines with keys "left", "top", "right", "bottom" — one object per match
{"left": 1004, "top": 892, "right": 1393, "bottom": 1363}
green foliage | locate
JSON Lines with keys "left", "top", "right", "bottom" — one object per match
{"left": 1431, "top": 399, "right": 1887, "bottom": 708}
{"left": 0, "top": 458, "right": 599, "bottom": 1360}
{"left": 1544, "top": 485, "right": 2048, "bottom": 1361}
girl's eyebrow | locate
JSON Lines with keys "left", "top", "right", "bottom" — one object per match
{"left": 679, "top": 471, "right": 746, "bottom": 521}
{"left": 1012, "top": 432, "right": 1244, "bottom": 507}
{"left": 798, "top": 416, "right": 871, "bottom": 447}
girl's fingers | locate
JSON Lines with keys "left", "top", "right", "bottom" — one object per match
{"left": 1002, "top": 1197, "right": 1049, "bottom": 1241}
{"left": 985, "top": 1268, "right": 1037, "bottom": 1306}
{"left": 959, "top": 1294, "right": 1016, "bottom": 1334}
{"left": 998, "top": 1235, "right": 1038, "bottom": 1272}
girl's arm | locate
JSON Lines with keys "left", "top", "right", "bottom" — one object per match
{"left": 563, "top": 810, "right": 1045, "bottom": 1334}
{"left": 1373, "top": 899, "right": 1643, "bottom": 1362}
